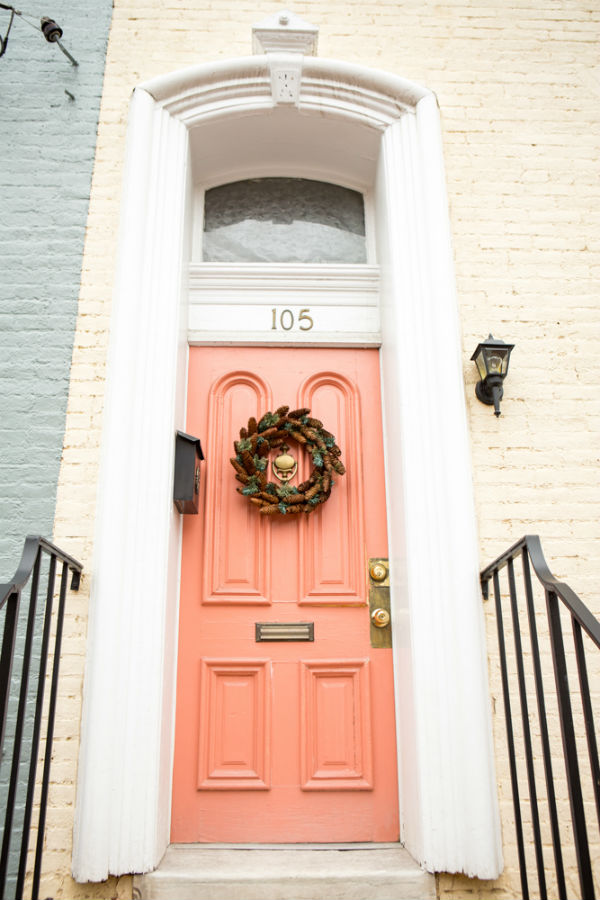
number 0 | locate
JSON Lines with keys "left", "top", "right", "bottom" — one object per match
{"left": 280, "top": 309, "right": 294, "bottom": 331}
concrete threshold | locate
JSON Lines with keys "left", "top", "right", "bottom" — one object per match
{"left": 133, "top": 843, "right": 436, "bottom": 900}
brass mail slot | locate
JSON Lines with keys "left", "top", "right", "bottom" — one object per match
{"left": 255, "top": 622, "right": 314, "bottom": 642}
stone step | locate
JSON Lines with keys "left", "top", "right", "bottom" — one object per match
{"left": 133, "top": 843, "right": 436, "bottom": 900}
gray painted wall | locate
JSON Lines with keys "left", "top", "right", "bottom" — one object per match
{"left": 0, "top": 1, "right": 112, "bottom": 582}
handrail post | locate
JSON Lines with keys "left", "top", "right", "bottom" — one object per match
{"left": 571, "top": 619, "right": 600, "bottom": 832}
{"left": 30, "top": 560, "right": 70, "bottom": 900}
{"left": 546, "top": 588, "right": 595, "bottom": 900}
{"left": 492, "top": 566, "right": 530, "bottom": 900}
{"left": 0, "top": 590, "right": 20, "bottom": 752}
{"left": 0, "top": 548, "right": 42, "bottom": 895}
{"left": 521, "top": 550, "right": 566, "bottom": 899}
{"left": 15, "top": 554, "right": 57, "bottom": 900}
{"left": 507, "top": 557, "right": 546, "bottom": 899}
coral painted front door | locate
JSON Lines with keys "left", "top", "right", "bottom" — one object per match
{"left": 171, "top": 347, "right": 399, "bottom": 842}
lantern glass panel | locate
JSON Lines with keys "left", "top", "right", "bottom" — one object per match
{"left": 474, "top": 348, "right": 488, "bottom": 381}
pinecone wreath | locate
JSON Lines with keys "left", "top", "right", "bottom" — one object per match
{"left": 230, "top": 406, "right": 345, "bottom": 515}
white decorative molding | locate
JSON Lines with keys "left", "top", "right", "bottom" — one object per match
{"left": 73, "top": 54, "right": 503, "bottom": 884}
{"left": 72, "top": 90, "right": 190, "bottom": 882}
{"left": 252, "top": 9, "right": 318, "bottom": 56}
{"left": 142, "top": 58, "right": 424, "bottom": 129}
{"left": 251, "top": 9, "right": 318, "bottom": 104}
{"left": 268, "top": 52, "right": 303, "bottom": 105}
{"left": 189, "top": 263, "right": 379, "bottom": 294}
{"left": 376, "top": 105, "right": 502, "bottom": 876}
{"left": 188, "top": 264, "right": 380, "bottom": 346}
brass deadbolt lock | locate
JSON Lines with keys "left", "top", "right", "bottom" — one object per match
{"left": 368, "top": 558, "right": 391, "bottom": 647}
{"left": 369, "top": 562, "right": 388, "bottom": 583}
{"left": 371, "top": 608, "right": 390, "bottom": 628}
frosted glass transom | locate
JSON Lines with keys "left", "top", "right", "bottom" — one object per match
{"left": 203, "top": 178, "right": 366, "bottom": 263}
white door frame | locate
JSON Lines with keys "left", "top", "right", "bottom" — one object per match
{"left": 72, "top": 54, "right": 502, "bottom": 883}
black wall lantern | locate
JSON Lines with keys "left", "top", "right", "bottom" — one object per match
{"left": 173, "top": 431, "right": 204, "bottom": 514}
{"left": 471, "top": 334, "right": 514, "bottom": 417}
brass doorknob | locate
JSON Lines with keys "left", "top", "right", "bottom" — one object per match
{"left": 371, "top": 608, "right": 390, "bottom": 628}
{"left": 369, "top": 562, "right": 388, "bottom": 583}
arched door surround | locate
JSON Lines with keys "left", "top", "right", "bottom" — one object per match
{"left": 72, "top": 53, "right": 502, "bottom": 883}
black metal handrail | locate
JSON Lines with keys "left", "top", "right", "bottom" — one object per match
{"left": 0, "top": 536, "right": 82, "bottom": 900}
{"left": 481, "top": 535, "right": 600, "bottom": 900}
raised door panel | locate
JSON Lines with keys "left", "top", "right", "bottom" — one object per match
{"left": 300, "top": 659, "right": 373, "bottom": 790}
{"left": 298, "top": 374, "right": 365, "bottom": 605}
{"left": 201, "top": 372, "right": 271, "bottom": 605}
{"left": 197, "top": 659, "right": 271, "bottom": 789}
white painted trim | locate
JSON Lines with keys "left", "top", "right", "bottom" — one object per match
{"left": 363, "top": 190, "right": 378, "bottom": 263}
{"left": 188, "top": 264, "right": 381, "bottom": 346}
{"left": 73, "top": 55, "right": 502, "bottom": 883}
{"left": 191, "top": 187, "right": 205, "bottom": 262}
{"left": 140, "top": 57, "right": 428, "bottom": 121}
{"left": 376, "top": 103, "right": 502, "bottom": 877}
{"left": 252, "top": 9, "right": 319, "bottom": 57}
{"left": 189, "top": 263, "right": 380, "bottom": 294}
{"left": 72, "top": 90, "right": 190, "bottom": 881}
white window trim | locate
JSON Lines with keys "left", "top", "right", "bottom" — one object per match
{"left": 72, "top": 55, "right": 502, "bottom": 883}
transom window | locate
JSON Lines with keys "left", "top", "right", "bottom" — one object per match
{"left": 202, "top": 177, "right": 367, "bottom": 264}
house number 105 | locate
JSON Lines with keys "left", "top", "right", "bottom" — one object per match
{"left": 271, "top": 308, "right": 314, "bottom": 331}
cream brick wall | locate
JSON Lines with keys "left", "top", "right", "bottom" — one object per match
{"left": 48, "top": 1, "right": 600, "bottom": 898}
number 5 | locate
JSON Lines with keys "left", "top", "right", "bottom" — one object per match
{"left": 299, "top": 309, "right": 314, "bottom": 331}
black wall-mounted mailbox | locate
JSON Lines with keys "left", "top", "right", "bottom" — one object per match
{"left": 173, "top": 431, "right": 204, "bottom": 514}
